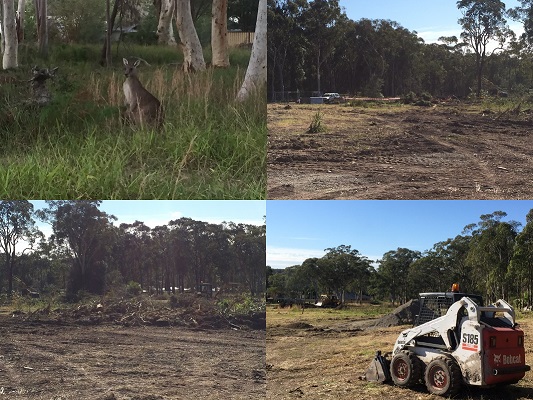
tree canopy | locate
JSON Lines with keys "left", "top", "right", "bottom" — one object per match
{"left": 268, "top": 209, "right": 533, "bottom": 307}
{"left": 0, "top": 201, "right": 265, "bottom": 300}
{"left": 268, "top": 0, "right": 533, "bottom": 100}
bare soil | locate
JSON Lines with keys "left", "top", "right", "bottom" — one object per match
{"left": 268, "top": 102, "right": 533, "bottom": 199}
{"left": 266, "top": 308, "right": 533, "bottom": 400}
{"left": 0, "top": 311, "right": 265, "bottom": 399}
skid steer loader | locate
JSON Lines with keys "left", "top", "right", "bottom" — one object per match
{"left": 364, "top": 284, "right": 530, "bottom": 396}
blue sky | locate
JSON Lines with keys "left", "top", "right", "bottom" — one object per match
{"left": 267, "top": 200, "right": 533, "bottom": 269}
{"left": 30, "top": 200, "right": 265, "bottom": 237}
{"left": 339, "top": 0, "right": 522, "bottom": 44}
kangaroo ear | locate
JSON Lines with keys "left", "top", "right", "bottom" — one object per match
{"left": 134, "top": 59, "right": 141, "bottom": 68}
{"left": 123, "top": 58, "right": 129, "bottom": 66}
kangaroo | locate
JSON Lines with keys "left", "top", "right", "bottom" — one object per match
{"left": 122, "top": 58, "right": 164, "bottom": 128}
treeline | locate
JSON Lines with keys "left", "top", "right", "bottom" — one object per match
{"left": 268, "top": 0, "right": 533, "bottom": 100}
{"left": 0, "top": 201, "right": 265, "bottom": 301}
{"left": 267, "top": 210, "right": 533, "bottom": 307}
{"left": 17, "top": 0, "right": 257, "bottom": 46}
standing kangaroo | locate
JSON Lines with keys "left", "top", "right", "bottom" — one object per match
{"left": 122, "top": 58, "right": 164, "bottom": 128}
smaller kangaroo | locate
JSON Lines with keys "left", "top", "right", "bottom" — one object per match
{"left": 122, "top": 58, "right": 164, "bottom": 128}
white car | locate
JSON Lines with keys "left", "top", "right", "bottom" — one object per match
{"left": 323, "top": 92, "right": 341, "bottom": 102}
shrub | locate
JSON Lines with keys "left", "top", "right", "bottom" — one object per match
{"left": 307, "top": 111, "right": 326, "bottom": 133}
{"left": 420, "top": 92, "right": 433, "bottom": 101}
{"left": 169, "top": 295, "right": 178, "bottom": 308}
{"left": 126, "top": 281, "right": 142, "bottom": 296}
{"left": 402, "top": 91, "right": 417, "bottom": 104}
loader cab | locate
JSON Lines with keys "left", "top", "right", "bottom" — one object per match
{"left": 415, "top": 291, "right": 484, "bottom": 326}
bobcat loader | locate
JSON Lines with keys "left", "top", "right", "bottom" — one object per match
{"left": 364, "top": 284, "right": 530, "bottom": 396}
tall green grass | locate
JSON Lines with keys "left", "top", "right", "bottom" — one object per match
{"left": 0, "top": 44, "right": 265, "bottom": 199}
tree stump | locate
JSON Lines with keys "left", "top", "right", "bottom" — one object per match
{"left": 29, "top": 66, "right": 58, "bottom": 105}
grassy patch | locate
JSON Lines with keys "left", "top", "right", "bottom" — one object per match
{"left": 266, "top": 302, "right": 396, "bottom": 328}
{"left": 0, "top": 44, "right": 265, "bottom": 199}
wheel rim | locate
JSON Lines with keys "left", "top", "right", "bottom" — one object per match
{"left": 429, "top": 365, "right": 447, "bottom": 389}
{"left": 394, "top": 359, "right": 409, "bottom": 381}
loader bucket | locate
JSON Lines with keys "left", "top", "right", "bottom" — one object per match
{"left": 364, "top": 351, "right": 391, "bottom": 383}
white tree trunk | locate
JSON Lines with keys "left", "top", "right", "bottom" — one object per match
{"left": 34, "top": 0, "right": 48, "bottom": 57}
{"left": 236, "top": 0, "right": 266, "bottom": 101}
{"left": 211, "top": 0, "right": 229, "bottom": 68}
{"left": 16, "top": 0, "right": 24, "bottom": 42}
{"left": 157, "top": 0, "right": 176, "bottom": 46}
{"left": 2, "top": 0, "right": 18, "bottom": 69}
{"left": 175, "top": 0, "right": 205, "bottom": 72}
{"left": 0, "top": 3, "right": 5, "bottom": 54}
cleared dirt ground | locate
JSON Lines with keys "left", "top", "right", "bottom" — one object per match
{"left": 268, "top": 102, "right": 533, "bottom": 199}
{"left": 0, "top": 315, "right": 266, "bottom": 399}
{"left": 266, "top": 306, "right": 533, "bottom": 400}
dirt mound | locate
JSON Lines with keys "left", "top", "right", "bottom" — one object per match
{"left": 372, "top": 299, "right": 419, "bottom": 328}
{"left": 286, "top": 322, "right": 314, "bottom": 329}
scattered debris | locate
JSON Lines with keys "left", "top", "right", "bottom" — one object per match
{"left": 15, "top": 295, "right": 265, "bottom": 331}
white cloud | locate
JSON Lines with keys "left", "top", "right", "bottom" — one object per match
{"left": 417, "top": 22, "right": 524, "bottom": 49}
{"left": 416, "top": 28, "right": 461, "bottom": 43}
{"left": 267, "top": 246, "right": 385, "bottom": 269}
{"left": 267, "top": 247, "right": 326, "bottom": 269}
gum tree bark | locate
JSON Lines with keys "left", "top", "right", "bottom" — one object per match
{"left": 16, "top": 0, "right": 25, "bottom": 42}
{"left": 175, "top": 0, "right": 206, "bottom": 72}
{"left": 236, "top": 0, "right": 266, "bottom": 101}
{"left": 211, "top": 0, "right": 229, "bottom": 67}
{"left": 157, "top": 0, "right": 177, "bottom": 46}
{"left": 2, "top": 0, "right": 18, "bottom": 69}
{"left": 0, "top": 3, "right": 5, "bottom": 54}
{"left": 34, "top": 0, "right": 48, "bottom": 57}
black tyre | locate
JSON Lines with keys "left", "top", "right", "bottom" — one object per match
{"left": 424, "top": 357, "right": 462, "bottom": 396}
{"left": 390, "top": 350, "right": 423, "bottom": 387}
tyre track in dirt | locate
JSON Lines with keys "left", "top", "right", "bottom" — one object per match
{"left": 0, "top": 341, "right": 28, "bottom": 396}
{"left": 268, "top": 103, "right": 533, "bottom": 199}
{"left": 0, "top": 320, "right": 266, "bottom": 400}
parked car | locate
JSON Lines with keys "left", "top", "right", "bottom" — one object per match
{"left": 323, "top": 92, "right": 342, "bottom": 103}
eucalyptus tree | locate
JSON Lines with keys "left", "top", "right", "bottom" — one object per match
{"left": 300, "top": 0, "right": 345, "bottom": 93}
{"left": 284, "top": 263, "right": 312, "bottom": 298}
{"left": 267, "top": 269, "right": 287, "bottom": 298}
{"left": 236, "top": 0, "right": 266, "bottom": 101}
{"left": 40, "top": 201, "right": 117, "bottom": 296}
{"left": 2, "top": 0, "right": 18, "bottom": 69}
{"left": 315, "top": 245, "right": 371, "bottom": 304}
{"left": 231, "top": 222, "right": 266, "bottom": 295}
{"left": 114, "top": 221, "right": 151, "bottom": 288}
{"left": 267, "top": 0, "right": 308, "bottom": 100}
{"left": 16, "top": 0, "right": 25, "bottom": 42}
{"left": 167, "top": 218, "right": 193, "bottom": 293}
{"left": 206, "top": 222, "right": 234, "bottom": 285}
{"left": 151, "top": 224, "right": 172, "bottom": 293}
{"left": 178, "top": 217, "right": 210, "bottom": 289}
{"left": 377, "top": 248, "right": 421, "bottom": 305}
{"left": 457, "top": 0, "right": 510, "bottom": 97}
{"left": 464, "top": 211, "right": 520, "bottom": 302}
{"left": 156, "top": 0, "right": 177, "bottom": 46}
{"left": 35, "top": 0, "right": 48, "bottom": 56}
{"left": 0, "top": 201, "right": 39, "bottom": 297}
{"left": 509, "top": 209, "right": 533, "bottom": 307}
{"left": 175, "top": 0, "right": 206, "bottom": 72}
{"left": 211, "top": 0, "right": 229, "bottom": 67}
{"left": 508, "top": 0, "right": 533, "bottom": 47}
